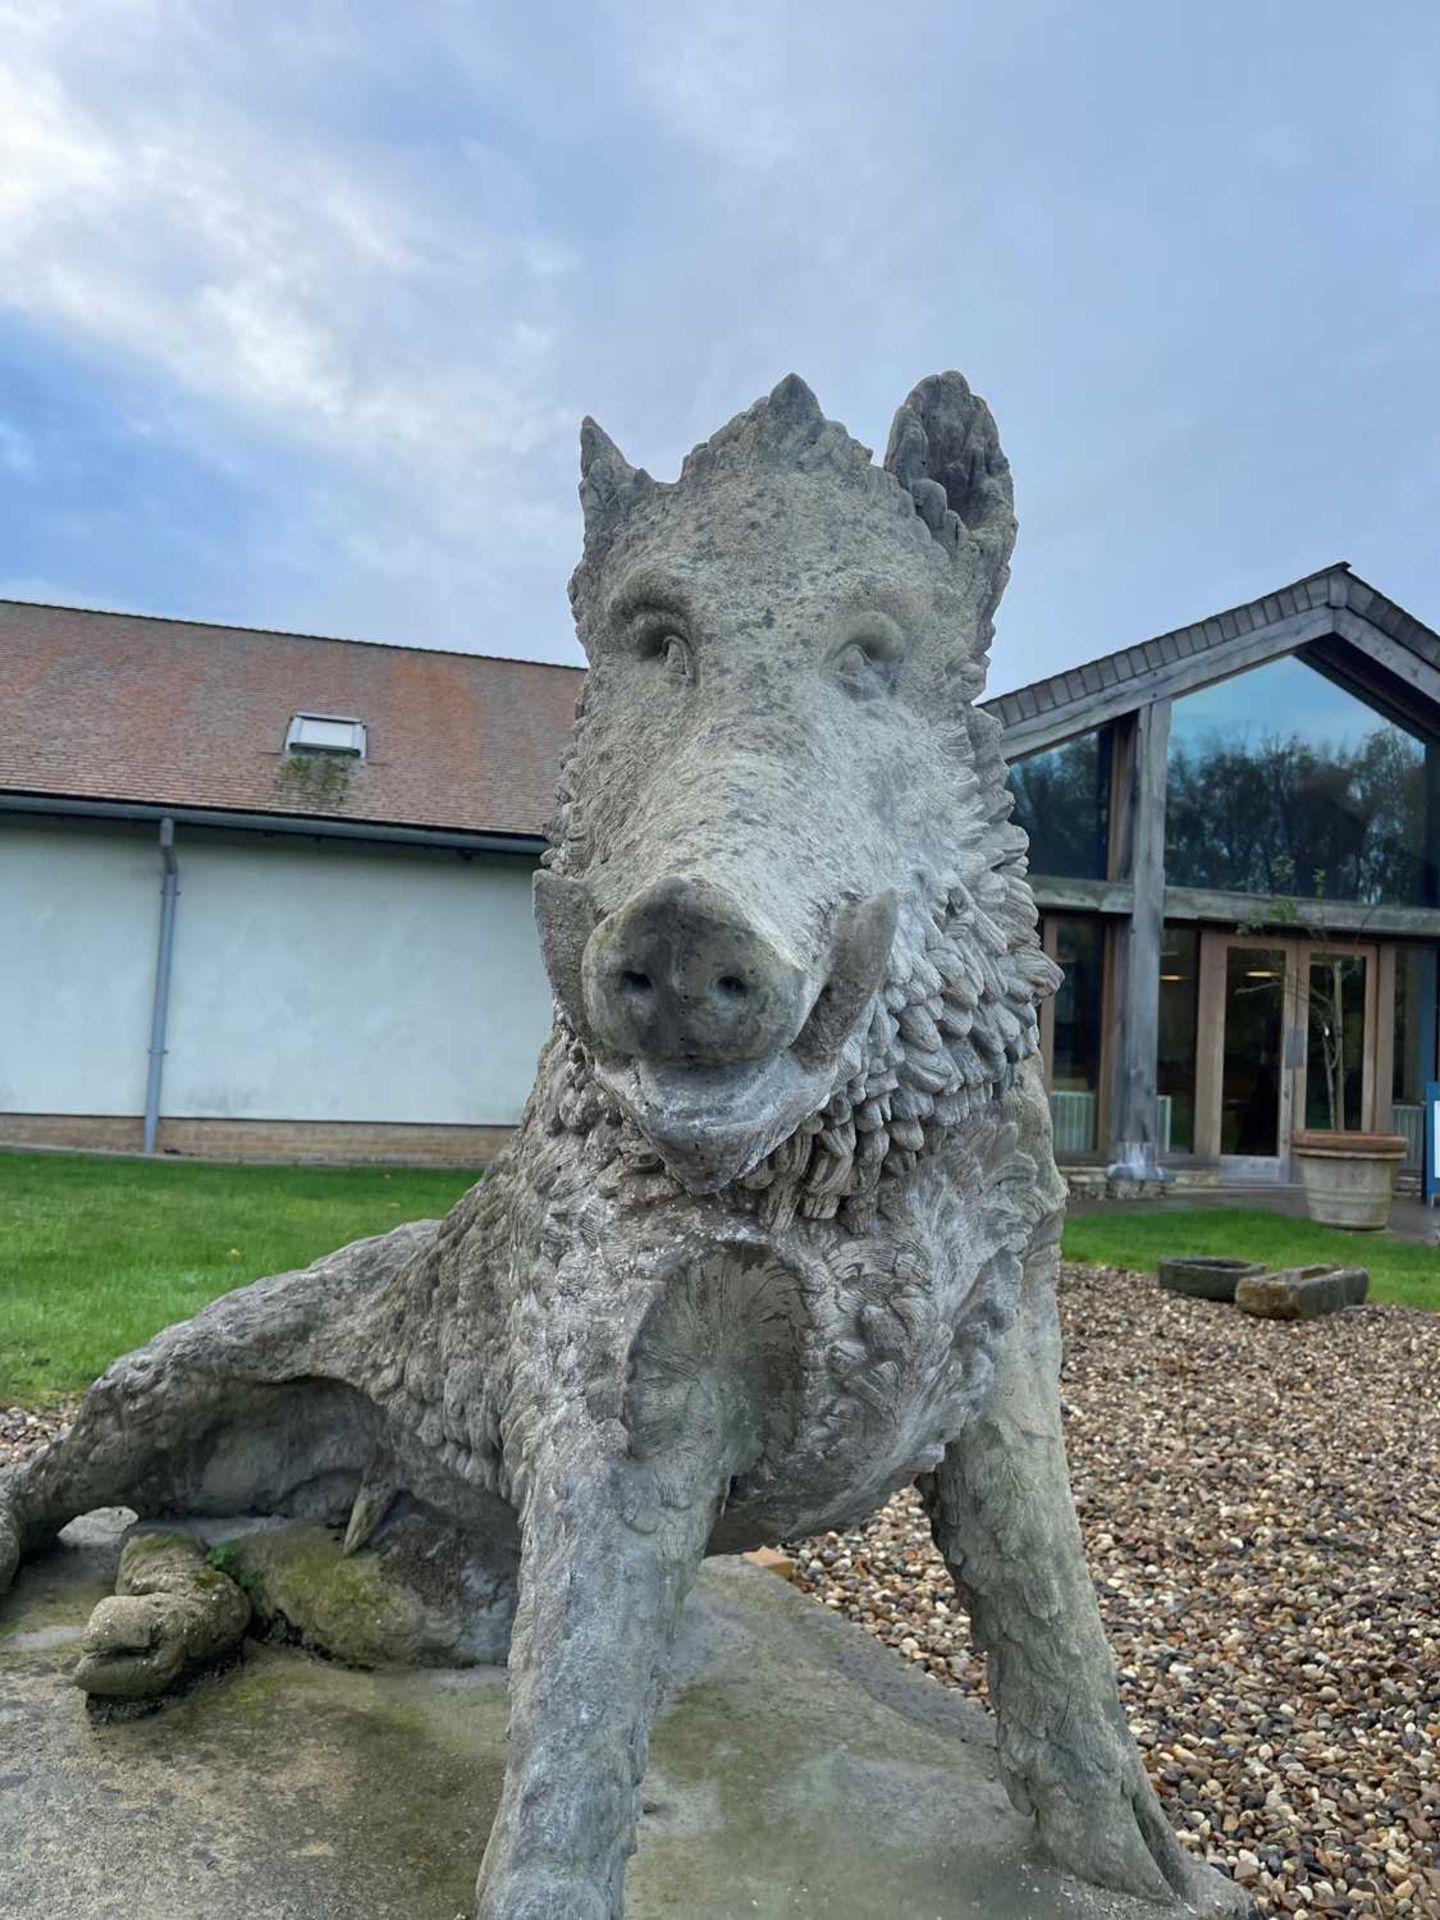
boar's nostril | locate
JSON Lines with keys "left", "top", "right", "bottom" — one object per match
{"left": 582, "top": 875, "right": 808, "bottom": 1066}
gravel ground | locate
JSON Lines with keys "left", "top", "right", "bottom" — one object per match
{"left": 0, "top": 1398, "right": 75, "bottom": 1464}
{"left": 789, "top": 1263, "right": 1440, "bottom": 1918}
{"left": 5, "top": 1268, "right": 1436, "bottom": 1915}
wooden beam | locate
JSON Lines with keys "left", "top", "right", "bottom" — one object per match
{"left": 1369, "top": 944, "right": 1396, "bottom": 1135}
{"left": 1108, "top": 698, "right": 1171, "bottom": 1177}
{"left": 1163, "top": 886, "right": 1440, "bottom": 940}
{"left": 1193, "top": 930, "right": 1226, "bottom": 1159}
{"left": 1028, "top": 875, "right": 1135, "bottom": 916}
{"left": 1037, "top": 915, "right": 1058, "bottom": 1083}
{"left": 1329, "top": 610, "right": 1440, "bottom": 719}
{"left": 1097, "top": 918, "right": 1120, "bottom": 1156}
{"left": 1106, "top": 714, "right": 1136, "bottom": 879}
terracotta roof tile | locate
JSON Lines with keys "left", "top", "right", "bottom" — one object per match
{"left": 0, "top": 601, "right": 583, "bottom": 838}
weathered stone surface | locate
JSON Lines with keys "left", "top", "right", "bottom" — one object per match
{"left": 1158, "top": 1257, "right": 1267, "bottom": 1304}
{"left": 71, "top": 1530, "right": 250, "bottom": 1700}
{"left": 0, "top": 1512, "right": 1200, "bottom": 1920}
{"left": 215, "top": 1515, "right": 514, "bottom": 1668}
{"left": 1107, "top": 1175, "right": 1168, "bottom": 1201}
{"left": 1235, "top": 1264, "right": 1369, "bottom": 1321}
{"left": 1064, "top": 1168, "right": 1109, "bottom": 1199}
{"left": 0, "top": 374, "right": 1249, "bottom": 1919}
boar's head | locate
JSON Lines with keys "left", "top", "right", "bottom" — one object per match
{"left": 536, "top": 372, "right": 1059, "bottom": 1227}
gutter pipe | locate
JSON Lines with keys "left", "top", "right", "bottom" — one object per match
{"left": 0, "top": 792, "right": 548, "bottom": 859}
{"left": 142, "top": 817, "right": 179, "bottom": 1155}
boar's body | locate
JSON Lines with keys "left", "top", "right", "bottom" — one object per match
{"left": 0, "top": 375, "right": 1250, "bottom": 1920}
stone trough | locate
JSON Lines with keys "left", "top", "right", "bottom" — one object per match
{"left": 1157, "top": 1257, "right": 1267, "bottom": 1303}
{"left": 1234, "top": 1264, "right": 1370, "bottom": 1322}
{"left": 1159, "top": 1257, "right": 1369, "bottom": 1320}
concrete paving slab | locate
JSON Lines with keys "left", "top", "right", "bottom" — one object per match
{"left": 1, "top": 1511, "right": 1170, "bottom": 1920}
{"left": 1067, "top": 1181, "right": 1439, "bottom": 1244}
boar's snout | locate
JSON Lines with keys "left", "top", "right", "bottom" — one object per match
{"left": 582, "top": 876, "right": 807, "bottom": 1067}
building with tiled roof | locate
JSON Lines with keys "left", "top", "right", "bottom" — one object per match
{"left": 0, "top": 600, "right": 582, "bottom": 1161}
{"left": 0, "top": 598, "right": 580, "bottom": 841}
{"left": 5, "top": 566, "right": 1440, "bottom": 1176}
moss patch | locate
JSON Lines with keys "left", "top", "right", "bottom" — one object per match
{"left": 215, "top": 1526, "right": 415, "bottom": 1667}
{"left": 271, "top": 750, "right": 355, "bottom": 812}
{"left": 205, "top": 1540, "right": 261, "bottom": 1595}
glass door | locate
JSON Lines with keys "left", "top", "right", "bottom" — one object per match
{"left": 1219, "top": 944, "right": 1290, "bottom": 1167}
{"left": 1298, "top": 947, "right": 1376, "bottom": 1136}
{"left": 1196, "top": 933, "right": 1378, "bottom": 1176}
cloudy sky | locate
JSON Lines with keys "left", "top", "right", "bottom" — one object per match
{"left": 1, "top": 1, "right": 1437, "bottom": 694}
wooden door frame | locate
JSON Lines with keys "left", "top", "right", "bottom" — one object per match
{"left": 1293, "top": 941, "right": 1380, "bottom": 1136}
{"left": 1038, "top": 917, "right": 1058, "bottom": 1082}
{"left": 1374, "top": 944, "right": 1398, "bottom": 1135}
{"left": 1038, "top": 912, "right": 1114, "bottom": 1160}
{"left": 1195, "top": 929, "right": 1385, "bottom": 1172}
{"left": 1195, "top": 932, "right": 1297, "bottom": 1175}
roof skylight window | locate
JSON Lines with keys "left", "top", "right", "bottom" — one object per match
{"left": 285, "top": 713, "right": 367, "bottom": 757}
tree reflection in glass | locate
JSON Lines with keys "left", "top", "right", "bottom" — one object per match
{"left": 1167, "top": 654, "right": 1437, "bottom": 907}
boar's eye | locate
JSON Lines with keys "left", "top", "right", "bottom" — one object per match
{"left": 833, "top": 633, "right": 903, "bottom": 702}
{"left": 635, "top": 622, "right": 694, "bottom": 686}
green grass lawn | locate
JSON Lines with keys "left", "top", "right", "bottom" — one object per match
{"left": 0, "top": 1152, "right": 479, "bottom": 1402}
{"left": 1062, "top": 1204, "right": 1439, "bottom": 1312}
{"left": 4, "top": 1156, "right": 1434, "bottom": 1406}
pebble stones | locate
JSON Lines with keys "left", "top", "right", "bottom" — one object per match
{"left": 787, "top": 1263, "right": 1440, "bottom": 1918}
{"left": 7, "top": 1279, "right": 1437, "bottom": 1914}
{"left": 0, "top": 1399, "right": 74, "bottom": 1464}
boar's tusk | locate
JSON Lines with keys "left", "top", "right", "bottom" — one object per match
{"left": 793, "top": 891, "right": 898, "bottom": 1069}
{"left": 343, "top": 1463, "right": 400, "bottom": 1557}
{"left": 533, "top": 871, "right": 600, "bottom": 1040}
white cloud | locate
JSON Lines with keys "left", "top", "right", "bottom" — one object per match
{"left": 0, "top": 0, "right": 587, "bottom": 651}
{"left": 3, "top": 0, "right": 1438, "bottom": 684}
{"left": 0, "top": 11, "right": 569, "bottom": 474}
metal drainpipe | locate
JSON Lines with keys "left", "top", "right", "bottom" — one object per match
{"left": 142, "top": 817, "right": 179, "bottom": 1154}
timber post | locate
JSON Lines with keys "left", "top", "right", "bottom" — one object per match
{"left": 1107, "top": 700, "right": 1171, "bottom": 1180}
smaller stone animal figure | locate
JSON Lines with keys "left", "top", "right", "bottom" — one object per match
{"left": 72, "top": 1516, "right": 512, "bottom": 1700}
{"left": 73, "top": 1532, "right": 251, "bottom": 1700}
{"left": 0, "top": 373, "right": 1251, "bottom": 1919}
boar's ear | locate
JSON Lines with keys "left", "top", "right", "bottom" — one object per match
{"left": 579, "top": 417, "right": 654, "bottom": 550}
{"left": 884, "top": 373, "right": 1016, "bottom": 621}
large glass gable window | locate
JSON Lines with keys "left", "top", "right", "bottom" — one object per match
{"left": 1167, "top": 653, "right": 1439, "bottom": 906}
{"left": 1009, "top": 729, "right": 1112, "bottom": 879}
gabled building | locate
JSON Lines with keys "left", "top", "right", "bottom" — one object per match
{"left": 999, "top": 563, "right": 1440, "bottom": 1183}
{"left": 3, "top": 563, "right": 1438, "bottom": 1176}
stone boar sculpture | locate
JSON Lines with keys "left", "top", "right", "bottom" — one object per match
{"left": 0, "top": 373, "right": 1248, "bottom": 1919}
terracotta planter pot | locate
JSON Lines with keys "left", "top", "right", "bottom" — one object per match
{"left": 1290, "top": 1130, "right": 1407, "bottom": 1231}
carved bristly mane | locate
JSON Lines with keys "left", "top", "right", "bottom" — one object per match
{"left": 543, "top": 373, "right": 1061, "bottom": 1231}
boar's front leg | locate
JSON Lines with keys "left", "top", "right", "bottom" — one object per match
{"left": 475, "top": 1434, "right": 728, "bottom": 1920}
{"left": 921, "top": 1218, "right": 1253, "bottom": 1916}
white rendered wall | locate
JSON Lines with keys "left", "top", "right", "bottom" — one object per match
{"left": 165, "top": 834, "right": 550, "bottom": 1123}
{"left": 0, "top": 818, "right": 158, "bottom": 1115}
{"left": 2, "top": 817, "right": 555, "bottom": 1124}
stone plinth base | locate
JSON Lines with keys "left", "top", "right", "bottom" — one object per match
{"left": 2, "top": 1511, "right": 1175, "bottom": 1920}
